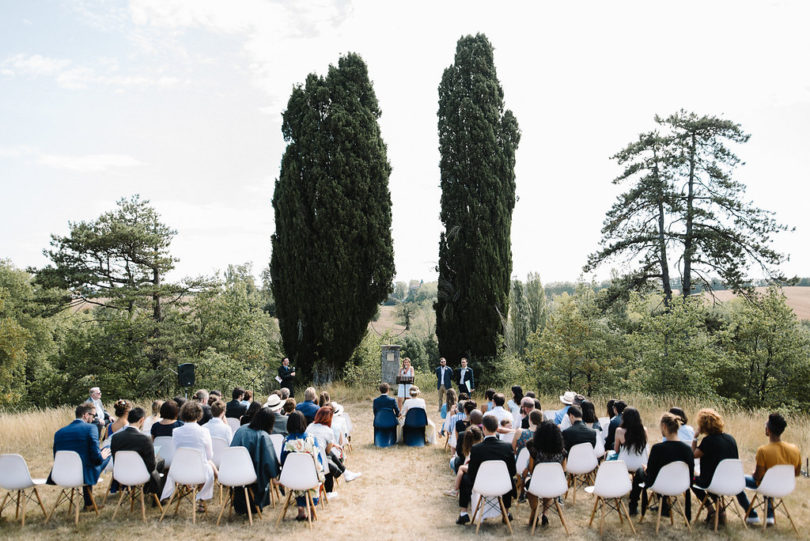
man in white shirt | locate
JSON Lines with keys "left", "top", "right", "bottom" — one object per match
{"left": 161, "top": 401, "right": 215, "bottom": 503}
{"left": 85, "top": 386, "right": 112, "bottom": 438}
{"left": 202, "top": 399, "right": 232, "bottom": 444}
{"left": 482, "top": 393, "right": 512, "bottom": 425}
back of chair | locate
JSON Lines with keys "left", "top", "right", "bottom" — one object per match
{"left": 51, "top": 450, "right": 84, "bottom": 487}
{"left": 515, "top": 447, "right": 530, "bottom": 475}
{"left": 0, "top": 453, "right": 35, "bottom": 490}
{"left": 403, "top": 408, "right": 428, "bottom": 428}
{"left": 649, "top": 460, "right": 690, "bottom": 496}
{"left": 269, "top": 434, "right": 284, "bottom": 461}
{"left": 279, "top": 452, "right": 320, "bottom": 491}
{"left": 154, "top": 436, "right": 175, "bottom": 466}
{"left": 211, "top": 436, "right": 229, "bottom": 468}
{"left": 168, "top": 447, "right": 208, "bottom": 485}
{"left": 227, "top": 417, "right": 242, "bottom": 434}
{"left": 472, "top": 460, "right": 512, "bottom": 497}
{"left": 218, "top": 446, "right": 257, "bottom": 488}
{"left": 566, "top": 442, "right": 598, "bottom": 475}
{"left": 593, "top": 435, "right": 606, "bottom": 458}
{"left": 113, "top": 450, "right": 151, "bottom": 486}
{"left": 528, "top": 462, "right": 567, "bottom": 498}
{"left": 343, "top": 413, "right": 353, "bottom": 435}
{"left": 374, "top": 408, "right": 398, "bottom": 429}
{"left": 755, "top": 464, "right": 796, "bottom": 498}
{"left": 707, "top": 458, "right": 745, "bottom": 496}
{"left": 593, "top": 460, "right": 631, "bottom": 499}
{"left": 499, "top": 431, "right": 516, "bottom": 445}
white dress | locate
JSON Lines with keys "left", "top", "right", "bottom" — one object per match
{"left": 397, "top": 367, "right": 414, "bottom": 398}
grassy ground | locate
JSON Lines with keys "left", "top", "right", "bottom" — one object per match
{"left": 1, "top": 390, "right": 808, "bottom": 540}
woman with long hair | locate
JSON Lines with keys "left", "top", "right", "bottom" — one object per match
{"left": 444, "top": 425, "right": 483, "bottom": 497}
{"left": 507, "top": 385, "right": 524, "bottom": 421}
{"left": 614, "top": 407, "right": 648, "bottom": 514}
{"left": 526, "top": 420, "right": 566, "bottom": 527}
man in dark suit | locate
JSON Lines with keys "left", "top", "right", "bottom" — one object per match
{"left": 110, "top": 407, "right": 163, "bottom": 494}
{"left": 49, "top": 404, "right": 111, "bottom": 510}
{"left": 278, "top": 357, "right": 295, "bottom": 398}
{"left": 373, "top": 382, "right": 400, "bottom": 421}
{"left": 226, "top": 387, "right": 248, "bottom": 419}
{"left": 561, "top": 406, "right": 597, "bottom": 452}
{"left": 435, "top": 357, "right": 454, "bottom": 411}
{"left": 604, "top": 400, "right": 626, "bottom": 451}
{"left": 456, "top": 415, "right": 516, "bottom": 525}
{"left": 456, "top": 357, "right": 474, "bottom": 396}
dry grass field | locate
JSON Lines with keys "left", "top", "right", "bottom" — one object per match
{"left": 702, "top": 286, "right": 810, "bottom": 321}
{"left": 1, "top": 389, "right": 808, "bottom": 540}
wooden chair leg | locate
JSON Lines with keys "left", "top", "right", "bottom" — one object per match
{"left": 192, "top": 486, "right": 197, "bottom": 524}
{"left": 656, "top": 495, "right": 664, "bottom": 533}
{"left": 305, "top": 492, "right": 313, "bottom": 530}
{"left": 555, "top": 498, "right": 570, "bottom": 535}
{"left": 33, "top": 487, "right": 48, "bottom": 519}
{"left": 588, "top": 495, "right": 600, "bottom": 526}
{"left": 619, "top": 499, "right": 637, "bottom": 535}
{"left": 244, "top": 487, "right": 253, "bottom": 525}
{"left": 780, "top": 499, "right": 799, "bottom": 535}
{"left": 276, "top": 491, "right": 292, "bottom": 526}
{"left": 217, "top": 487, "right": 232, "bottom": 526}
{"left": 498, "top": 496, "right": 513, "bottom": 535}
{"left": 112, "top": 489, "right": 127, "bottom": 519}
{"left": 74, "top": 488, "right": 80, "bottom": 526}
{"left": 160, "top": 488, "right": 176, "bottom": 521}
{"left": 599, "top": 498, "right": 605, "bottom": 536}
{"left": 20, "top": 489, "right": 27, "bottom": 526}
{"left": 470, "top": 494, "right": 482, "bottom": 527}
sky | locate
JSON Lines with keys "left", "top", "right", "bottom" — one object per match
{"left": 2, "top": 0, "right": 809, "bottom": 285}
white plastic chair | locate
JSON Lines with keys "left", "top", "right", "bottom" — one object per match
{"left": 526, "top": 462, "right": 570, "bottom": 534}
{"left": 585, "top": 460, "right": 636, "bottom": 535}
{"left": 211, "top": 437, "right": 229, "bottom": 468}
{"left": 470, "top": 460, "right": 514, "bottom": 535}
{"left": 269, "top": 434, "right": 284, "bottom": 463}
{"left": 0, "top": 454, "right": 48, "bottom": 526}
{"left": 693, "top": 458, "right": 746, "bottom": 531}
{"left": 565, "top": 442, "right": 598, "bottom": 503}
{"left": 598, "top": 416, "right": 610, "bottom": 432}
{"left": 515, "top": 447, "right": 531, "bottom": 477}
{"left": 227, "top": 417, "right": 242, "bottom": 434}
{"left": 744, "top": 464, "right": 799, "bottom": 534}
{"left": 276, "top": 452, "right": 322, "bottom": 529}
{"left": 160, "top": 447, "right": 209, "bottom": 524}
{"left": 640, "top": 460, "right": 692, "bottom": 533}
{"left": 45, "top": 450, "right": 99, "bottom": 525}
{"left": 154, "top": 436, "right": 176, "bottom": 467}
{"left": 216, "top": 446, "right": 260, "bottom": 526}
{"left": 111, "top": 450, "right": 162, "bottom": 521}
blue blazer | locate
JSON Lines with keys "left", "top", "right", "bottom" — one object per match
{"left": 295, "top": 400, "right": 320, "bottom": 423}
{"left": 52, "top": 419, "right": 109, "bottom": 486}
{"left": 373, "top": 394, "right": 399, "bottom": 418}
{"left": 435, "top": 366, "right": 454, "bottom": 389}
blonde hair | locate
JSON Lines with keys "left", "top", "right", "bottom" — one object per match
{"left": 660, "top": 412, "right": 681, "bottom": 435}
{"left": 409, "top": 386, "right": 420, "bottom": 397}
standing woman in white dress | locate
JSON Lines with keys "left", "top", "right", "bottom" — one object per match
{"left": 397, "top": 357, "right": 414, "bottom": 410}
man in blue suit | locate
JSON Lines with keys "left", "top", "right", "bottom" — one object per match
{"left": 435, "top": 357, "right": 454, "bottom": 411}
{"left": 49, "top": 404, "right": 111, "bottom": 510}
{"left": 373, "top": 382, "right": 400, "bottom": 423}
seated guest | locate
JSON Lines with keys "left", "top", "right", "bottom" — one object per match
{"left": 209, "top": 389, "right": 222, "bottom": 405}
{"left": 482, "top": 393, "right": 512, "bottom": 428}
{"left": 441, "top": 388, "right": 458, "bottom": 422}
{"left": 151, "top": 399, "right": 183, "bottom": 441}
{"left": 142, "top": 400, "right": 163, "bottom": 434}
{"left": 507, "top": 386, "right": 524, "bottom": 424}
{"left": 193, "top": 389, "right": 213, "bottom": 425}
{"left": 295, "top": 387, "right": 320, "bottom": 424}
{"left": 172, "top": 396, "right": 187, "bottom": 408}
{"left": 554, "top": 391, "right": 577, "bottom": 425}
{"left": 614, "top": 407, "right": 648, "bottom": 515}
{"left": 161, "top": 401, "right": 216, "bottom": 508}
{"left": 665, "top": 407, "right": 695, "bottom": 447}
{"left": 281, "top": 411, "right": 324, "bottom": 521}
{"left": 107, "top": 399, "right": 132, "bottom": 439}
{"left": 318, "top": 391, "right": 331, "bottom": 407}
{"left": 305, "top": 407, "right": 361, "bottom": 496}
{"left": 240, "top": 390, "right": 253, "bottom": 408}
{"left": 559, "top": 393, "right": 585, "bottom": 430}
{"left": 444, "top": 426, "right": 483, "bottom": 497}
{"left": 240, "top": 401, "right": 262, "bottom": 426}
{"left": 279, "top": 387, "right": 291, "bottom": 400}
{"left": 230, "top": 406, "right": 280, "bottom": 514}
{"left": 401, "top": 386, "right": 427, "bottom": 417}
{"left": 691, "top": 408, "right": 755, "bottom": 525}
{"left": 639, "top": 412, "right": 694, "bottom": 519}
{"left": 226, "top": 387, "right": 247, "bottom": 419}
{"left": 518, "top": 396, "right": 536, "bottom": 429}
{"left": 456, "top": 415, "right": 517, "bottom": 525}
{"left": 604, "top": 399, "right": 626, "bottom": 451}
{"left": 373, "top": 382, "right": 400, "bottom": 419}
{"left": 451, "top": 401, "right": 477, "bottom": 457}
{"left": 263, "top": 394, "right": 288, "bottom": 436}
{"left": 203, "top": 399, "right": 233, "bottom": 444}
{"left": 561, "top": 405, "right": 596, "bottom": 452}
{"left": 283, "top": 398, "right": 296, "bottom": 414}
{"left": 513, "top": 409, "right": 543, "bottom": 457}
{"left": 526, "top": 420, "right": 566, "bottom": 527}
{"left": 745, "top": 412, "right": 801, "bottom": 526}
{"left": 111, "top": 407, "right": 164, "bottom": 495}
{"left": 85, "top": 386, "right": 112, "bottom": 439}
{"left": 481, "top": 388, "right": 496, "bottom": 413}
{"left": 581, "top": 400, "right": 602, "bottom": 433}
{"left": 330, "top": 402, "right": 350, "bottom": 448}
{"left": 49, "top": 404, "right": 111, "bottom": 510}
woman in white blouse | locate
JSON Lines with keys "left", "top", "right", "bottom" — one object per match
{"left": 161, "top": 401, "right": 217, "bottom": 508}
{"left": 397, "top": 357, "right": 414, "bottom": 410}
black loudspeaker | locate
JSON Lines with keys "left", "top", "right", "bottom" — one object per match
{"left": 178, "top": 363, "right": 196, "bottom": 387}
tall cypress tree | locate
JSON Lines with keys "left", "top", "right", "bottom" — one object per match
{"left": 435, "top": 34, "right": 520, "bottom": 370}
{"left": 271, "top": 53, "right": 394, "bottom": 381}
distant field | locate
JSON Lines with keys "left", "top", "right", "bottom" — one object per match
{"left": 701, "top": 286, "right": 810, "bottom": 320}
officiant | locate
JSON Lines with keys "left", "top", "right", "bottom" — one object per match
{"left": 278, "top": 357, "right": 295, "bottom": 397}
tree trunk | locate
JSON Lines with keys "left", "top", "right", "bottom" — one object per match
{"left": 653, "top": 148, "right": 673, "bottom": 307}
{"left": 682, "top": 133, "right": 697, "bottom": 297}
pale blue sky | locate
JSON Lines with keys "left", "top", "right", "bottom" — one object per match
{"left": 2, "top": 0, "right": 809, "bottom": 285}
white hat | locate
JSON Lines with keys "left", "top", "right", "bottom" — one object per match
{"left": 560, "top": 391, "right": 577, "bottom": 405}
{"left": 264, "top": 394, "right": 284, "bottom": 412}
{"left": 331, "top": 402, "right": 344, "bottom": 415}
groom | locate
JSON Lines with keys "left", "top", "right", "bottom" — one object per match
{"left": 456, "top": 357, "right": 474, "bottom": 396}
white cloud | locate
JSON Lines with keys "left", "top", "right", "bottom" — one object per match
{"left": 38, "top": 153, "right": 145, "bottom": 172}
{"left": 1, "top": 53, "right": 71, "bottom": 76}
{"left": 0, "top": 145, "right": 36, "bottom": 158}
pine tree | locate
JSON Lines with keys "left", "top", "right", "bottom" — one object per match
{"left": 271, "top": 53, "right": 394, "bottom": 381}
{"left": 435, "top": 34, "right": 520, "bottom": 370}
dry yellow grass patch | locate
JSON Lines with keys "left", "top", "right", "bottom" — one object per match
{"left": 1, "top": 393, "right": 808, "bottom": 540}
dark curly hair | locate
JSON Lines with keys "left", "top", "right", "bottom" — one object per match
{"left": 532, "top": 420, "right": 564, "bottom": 456}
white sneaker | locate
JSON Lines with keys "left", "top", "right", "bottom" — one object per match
{"left": 344, "top": 470, "right": 362, "bottom": 482}
{"left": 326, "top": 492, "right": 338, "bottom": 499}
{"left": 766, "top": 517, "right": 775, "bottom": 526}
{"left": 746, "top": 516, "right": 761, "bottom": 525}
